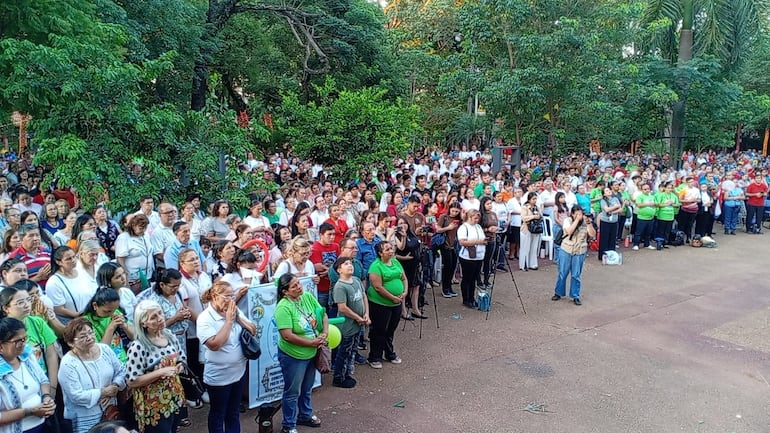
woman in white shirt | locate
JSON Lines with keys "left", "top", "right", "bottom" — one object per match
{"left": 114, "top": 214, "right": 155, "bottom": 293}
{"left": 46, "top": 246, "right": 96, "bottom": 325}
{"left": 177, "top": 248, "right": 211, "bottom": 402}
{"left": 461, "top": 189, "right": 480, "bottom": 213}
{"left": 272, "top": 237, "right": 319, "bottom": 284}
{"left": 196, "top": 281, "right": 256, "bottom": 433}
{"left": 456, "top": 209, "right": 485, "bottom": 309}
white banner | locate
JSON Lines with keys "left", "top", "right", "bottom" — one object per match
{"left": 246, "top": 276, "right": 321, "bottom": 408}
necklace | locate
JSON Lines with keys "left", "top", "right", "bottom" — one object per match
{"left": 8, "top": 363, "right": 29, "bottom": 390}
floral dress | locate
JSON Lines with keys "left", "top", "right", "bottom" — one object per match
{"left": 125, "top": 338, "right": 186, "bottom": 432}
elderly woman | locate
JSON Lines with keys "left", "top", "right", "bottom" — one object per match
{"left": 197, "top": 281, "right": 256, "bottom": 433}
{"left": 126, "top": 300, "right": 186, "bottom": 433}
{"left": 551, "top": 206, "right": 596, "bottom": 306}
{"left": 59, "top": 318, "right": 126, "bottom": 433}
{"left": 456, "top": 209, "right": 486, "bottom": 308}
{"left": 0, "top": 317, "right": 56, "bottom": 433}
{"left": 115, "top": 214, "right": 155, "bottom": 293}
{"left": 76, "top": 239, "right": 104, "bottom": 290}
{"left": 274, "top": 273, "right": 327, "bottom": 433}
{"left": 177, "top": 249, "right": 210, "bottom": 398}
{"left": 366, "top": 241, "right": 406, "bottom": 368}
{"left": 137, "top": 269, "right": 190, "bottom": 352}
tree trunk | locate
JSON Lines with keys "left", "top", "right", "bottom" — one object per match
{"left": 669, "top": 0, "right": 693, "bottom": 167}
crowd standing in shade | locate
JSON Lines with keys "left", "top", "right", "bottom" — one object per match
{"left": 0, "top": 145, "right": 765, "bottom": 433}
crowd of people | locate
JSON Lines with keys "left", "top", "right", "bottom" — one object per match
{"left": 0, "top": 145, "right": 767, "bottom": 433}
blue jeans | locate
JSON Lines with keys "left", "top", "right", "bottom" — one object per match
{"left": 553, "top": 249, "right": 586, "bottom": 300}
{"left": 723, "top": 205, "right": 740, "bottom": 232}
{"left": 206, "top": 372, "right": 246, "bottom": 433}
{"left": 317, "top": 292, "right": 330, "bottom": 310}
{"left": 333, "top": 333, "right": 359, "bottom": 382}
{"left": 278, "top": 349, "right": 316, "bottom": 429}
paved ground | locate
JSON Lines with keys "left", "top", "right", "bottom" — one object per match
{"left": 189, "top": 230, "right": 770, "bottom": 433}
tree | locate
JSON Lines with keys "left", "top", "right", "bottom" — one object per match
{"left": 277, "top": 78, "right": 422, "bottom": 181}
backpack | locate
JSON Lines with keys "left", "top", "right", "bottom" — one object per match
{"left": 668, "top": 230, "right": 685, "bottom": 246}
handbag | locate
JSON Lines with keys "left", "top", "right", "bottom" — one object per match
{"left": 102, "top": 404, "right": 121, "bottom": 422}
{"left": 527, "top": 219, "right": 544, "bottom": 234}
{"left": 179, "top": 362, "right": 205, "bottom": 401}
{"left": 240, "top": 328, "right": 262, "bottom": 360}
{"left": 466, "top": 245, "right": 477, "bottom": 259}
{"left": 314, "top": 345, "right": 332, "bottom": 373}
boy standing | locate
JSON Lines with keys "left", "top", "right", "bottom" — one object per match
{"left": 332, "top": 257, "right": 370, "bottom": 388}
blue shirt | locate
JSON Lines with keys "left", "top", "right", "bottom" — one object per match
{"left": 355, "top": 236, "right": 381, "bottom": 275}
{"left": 163, "top": 238, "right": 205, "bottom": 270}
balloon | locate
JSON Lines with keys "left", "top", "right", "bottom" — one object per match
{"left": 328, "top": 317, "right": 345, "bottom": 325}
{"left": 326, "top": 324, "right": 342, "bottom": 349}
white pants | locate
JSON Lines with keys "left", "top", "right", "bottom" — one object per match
{"left": 519, "top": 231, "right": 541, "bottom": 270}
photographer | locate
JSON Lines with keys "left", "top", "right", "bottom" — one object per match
{"left": 392, "top": 217, "right": 424, "bottom": 320}
{"left": 551, "top": 206, "right": 595, "bottom": 306}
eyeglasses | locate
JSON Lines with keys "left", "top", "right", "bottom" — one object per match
{"left": 5, "top": 337, "right": 27, "bottom": 347}
{"left": 74, "top": 330, "right": 95, "bottom": 341}
{"left": 217, "top": 293, "right": 236, "bottom": 300}
{"left": 161, "top": 210, "right": 178, "bottom": 215}
{"left": 11, "top": 297, "right": 32, "bottom": 308}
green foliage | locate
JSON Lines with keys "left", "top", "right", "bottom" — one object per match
{"left": 277, "top": 78, "right": 422, "bottom": 181}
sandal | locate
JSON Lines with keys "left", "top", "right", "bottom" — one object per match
{"left": 297, "top": 414, "right": 322, "bottom": 428}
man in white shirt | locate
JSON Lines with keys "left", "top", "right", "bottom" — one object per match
{"left": 134, "top": 195, "right": 161, "bottom": 234}
{"left": 151, "top": 202, "right": 178, "bottom": 259}
{"left": 536, "top": 180, "right": 557, "bottom": 217}
{"left": 558, "top": 180, "right": 577, "bottom": 211}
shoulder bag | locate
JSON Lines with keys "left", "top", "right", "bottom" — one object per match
{"left": 240, "top": 327, "right": 262, "bottom": 360}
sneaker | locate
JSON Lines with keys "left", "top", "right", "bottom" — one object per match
{"left": 442, "top": 290, "right": 454, "bottom": 298}
{"left": 389, "top": 357, "right": 402, "bottom": 364}
{"left": 369, "top": 361, "right": 383, "bottom": 369}
{"left": 646, "top": 245, "right": 656, "bottom": 250}
{"left": 201, "top": 391, "right": 210, "bottom": 404}
{"left": 187, "top": 399, "right": 203, "bottom": 409}
{"left": 632, "top": 245, "right": 639, "bottom": 251}
{"left": 332, "top": 377, "right": 357, "bottom": 388}
{"left": 355, "top": 353, "right": 367, "bottom": 364}
{"left": 281, "top": 429, "right": 299, "bottom": 433}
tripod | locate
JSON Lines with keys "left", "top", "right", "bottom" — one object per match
{"left": 485, "top": 232, "right": 527, "bottom": 320}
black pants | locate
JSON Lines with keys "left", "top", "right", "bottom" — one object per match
{"left": 677, "top": 210, "right": 697, "bottom": 240}
{"left": 694, "top": 211, "right": 713, "bottom": 236}
{"left": 633, "top": 218, "right": 654, "bottom": 247}
{"left": 440, "top": 246, "right": 457, "bottom": 292}
{"left": 655, "top": 219, "right": 674, "bottom": 243}
{"left": 367, "top": 302, "right": 401, "bottom": 362}
{"left": 746, "top": 204, "right": 764, "bottom": 232}
{"left": 598, "top": 220, "right": 618, "bottom": 260}
{"left": 459, "top": 258, "right": 482, "bottom": 304}
{"left": 481, "top": 240, "right": 496, "bottom": 285}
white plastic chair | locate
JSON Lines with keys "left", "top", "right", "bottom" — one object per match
{"left": 540, "top": 215, "right": 554, "bottom": 261}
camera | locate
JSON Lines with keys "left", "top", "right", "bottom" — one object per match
{"left": 420, "top": 226, "right": 433, "bottom": 234}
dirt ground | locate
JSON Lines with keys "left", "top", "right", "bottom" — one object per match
{"left": 188, "top": 230, "right": 770, "bottom": 433}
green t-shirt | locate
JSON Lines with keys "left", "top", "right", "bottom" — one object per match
{"left": 332, "top": 277, "right": 366, "bottom": 337}
{"left": 367, "top": 259, "right": 405, "bottom": 307}
{"left": 474, "top": 182, "right": 497, "bottom": 198}
{"left": 654, "top": 192, "right": 680, "bottom": 221}
{"left": 635, "top": 192, "right": 657, "bottom": 220}
{"left": 25, "top": 315, "right": 56, "bottom": 374}
{"left": 275, "top": 291, "right": 323, "bottom": 360}
{"left": 590, "top": 188, "right": 603, "bottom": 214}
{"left": 83, "top": 312, "right": 130, "bottom": 364}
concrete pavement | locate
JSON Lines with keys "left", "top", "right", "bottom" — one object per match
{"left": 189, "top": 230, "right": 770, "bottom": 433}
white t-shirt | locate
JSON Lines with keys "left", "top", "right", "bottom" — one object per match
{"left": 115, "top": 232, "right": 156, "bottom": 281}
{"left": 180, "top": 272, "right": 212, "bottom": 339}
{"left": 457, "top": 223, "right": 485, "bottom": 261}
{"left": 46, "top": 272, "right": 97, "bottom": 323}
{"left": 506, "top": 198, "right": 522, "bottom": 227}
{"left": 244, "top": 215, "right": 271, "bottom": 230}
{"left": 197, "top": 306, "right": 251, "bottom": 386}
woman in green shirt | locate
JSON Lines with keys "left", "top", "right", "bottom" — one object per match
{"left": 366, "top": 241, "right": 407, "bottom": 369}
{"left": 274, "top": 273, "right": 328, "bottom": 433}
{"left": 654, "top": 182, "right": 680, "bottom": 250}
{"left": 82, "top": 287, "right": 134, "bottom": 365}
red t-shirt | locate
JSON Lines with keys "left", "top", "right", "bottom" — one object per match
{"left": 324, "top": 217, "right": 349, "bottom": 245}
{"left": 309, "top": 241, "right": 340, "bottom": 294}
{"left": 746, "top": 182, "right": 768, "bottom": 207}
